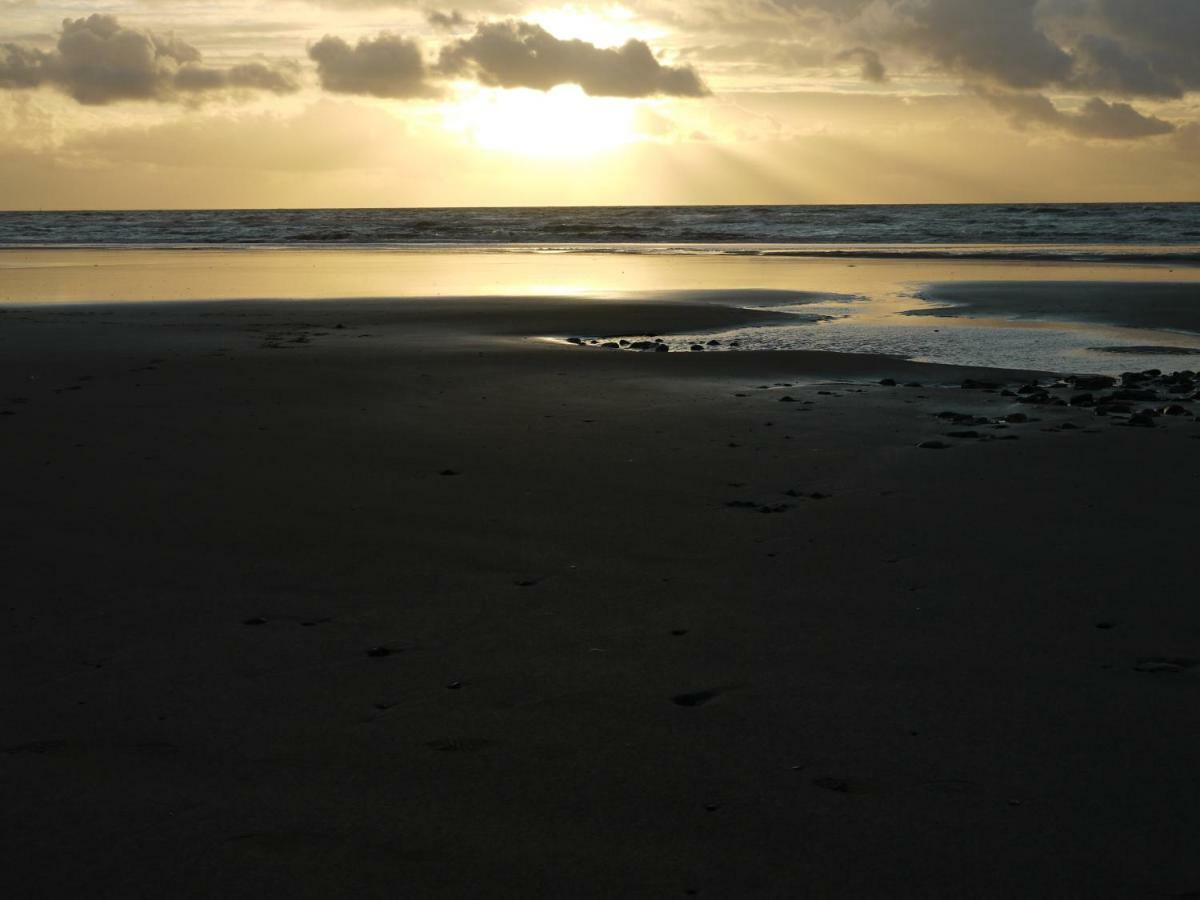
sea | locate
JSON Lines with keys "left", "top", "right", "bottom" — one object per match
{"left": 0, "top": 203, "right": 1198, "bottom": 262}
{"left": 3, "top": 203, "right": 1200, "bottom": 375}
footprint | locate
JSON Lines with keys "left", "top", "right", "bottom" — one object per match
{"left": 1133, "top": 657, "right": 1198, "bottom": 674}
{"left": 812, "top": 776, "right": 851, "bottom": 793}
{"left": 3, "top": 739, "right": 78, "bottom": 756}
{"left": 672, "top": 689, "right": 721, "bottom": 708}
{"left": 224, "top": 831, "right": 340, "bottom": 861}
{"left": 426, "top": 738, "right": 494, "bottom": 753}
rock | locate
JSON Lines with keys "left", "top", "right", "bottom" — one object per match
{"left": 1070, "top": 375, "right": 1116, "bottom": 390}
{"left": 778, "top": 395, "right": 797, "bottom": 403}
{"left": 707, "top": 340, "right": 721, "bottom": 346}
{"left": 904, "top": 382, "right": 923, "bottom": 388}
{"left": 1017, "top": 383, "right": 1043, "bottom": 395}
{"left": 1162, "top": 405, "right": 1191, "bottom": 416}
{"left": 1003, "top": 413, "right": 1029, "bottom": 424}
{"left": 439, "top": 469, "right": 460, "bottom": 476}
{"left": 1112, "top": 389, "right": 1159, "bottom": 401}
{"left": 1069, "top": 393, "right": 1095, "bottom": 407}
{"left": 690, "top": 345, "right": 705, "bottom": 352}
{"left": 566, "top": 337, "right": 584, "bottom": 345}
{"left": 655, "top": 344, "right": 670, "bottom": 352}
{"left": 366, "top": 646, "right": 395, "bottom": 658}
{"left": 962, "top": 379, "right": 1001, "bottom": 390}
{"left": 1126, "top": 413, "right": 1156, "bottom": 427}
{"left": 879, "top": 378, "right": 897, "bottom": 386}
{"left": 917, "top": 440, "right": 951, "bottom": 450}
{"left": 946, "top": 431, "right": 982, "bottom": 439}
{"left": 242, "top": 617, "right": 268, "bottom": 626}
{"left": 619, "top": 339, "right": 630, "bottom": 347}
{"left": 601, "top": 342, "right": 620, "bottom": 349}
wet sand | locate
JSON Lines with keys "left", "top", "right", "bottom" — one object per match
{"left": 914, "top": 281, "right": 1200, "bottom": 333}
{"left": 4, "top": 282, "right": 1200, "bottom": 898}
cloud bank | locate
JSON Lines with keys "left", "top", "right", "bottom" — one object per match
{"left": 436, "top": 20, "right": 708, "bottom": 97}
{"left": 982, "top": 89, "right": 1175, "bottom": 140}
{"left": 309, "top": 32, "right": 437, "bottom": 98}
{"left": 0, "top": 14, "right": 299, "bottom": 105}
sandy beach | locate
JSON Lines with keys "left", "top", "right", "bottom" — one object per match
{"left": 4, "top": 252, "right": 1200, "bottom": 898}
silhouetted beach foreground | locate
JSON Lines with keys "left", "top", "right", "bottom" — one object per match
{"left": 4, "top": 250, "right": 1200, "bottom": 898}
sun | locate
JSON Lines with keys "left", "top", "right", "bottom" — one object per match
{"left": 445, "top": 85, "right": 639, "bottom": 159}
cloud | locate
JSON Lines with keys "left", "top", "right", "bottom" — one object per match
{"left": 309, "top": 32, "right": 438, "bottom": 98}
{"left": 900, "top": 0, "right": 1072, "bottom": 89}
{"left": 837, "top": 46, "right": 887, "bottom": 83}
{"left": 427, "top": 10, "right": 469, "bottom": 31}
{"left": 982, "top": 89, "right": 1175, "bottom": 140}
{"left": 0, "top": 14, "right": 300, "bottom": 105}
{"left": 437, "top": 20, "right": 709, "bottom": 97}
{"left": 1065, "top": 0, "right": 1200, "bottom": 98}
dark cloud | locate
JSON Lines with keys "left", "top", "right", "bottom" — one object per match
{"left": 901, "top": 0, "right": 1072, "bottom": 89}
{"left": 309, "top": 32, "right": 437, "bottom": 98}
{"left": 437, "top": 20, "right": 709, "bottom": 97}
{"left": 1065, "top": 0, "right": 1200, "bottom": 98}
{"left": 427, "top": 10, "right": 469, "bottom": 31}
{"left": 0, "top": 14, "right": 300, "bottom": 105}
{"left": 982, "top": 89, "right": 1174, "bottom": 140}
{"left": 837, "top": 47, "right": 887, "bottom": 83}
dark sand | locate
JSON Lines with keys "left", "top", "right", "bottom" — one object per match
{"left": 4, "top": 294, "right": 1200, "bottom": 899}
{"left": 913, "top": 281, "right": 1200, "bottom": 334}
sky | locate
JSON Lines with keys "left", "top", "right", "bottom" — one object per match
{"left": 0, "top": 0, "right": 1197, "bottom": 208}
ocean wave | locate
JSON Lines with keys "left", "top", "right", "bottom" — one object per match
{"left": 3, "top": 240, "right": 1198, "bottom": 265}
{"left": 1, "top": 203, "right": 1198, "bottom": 256}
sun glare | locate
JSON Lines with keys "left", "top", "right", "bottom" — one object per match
{"left": 445, "top": 85, "right": 639, "bottom": 159}
{"left": 526, "top": 4, "right": 665, "bottom": 47}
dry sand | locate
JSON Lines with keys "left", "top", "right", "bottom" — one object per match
{"left": 3, "top": 287, "right": 1200, "bottom": 899}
